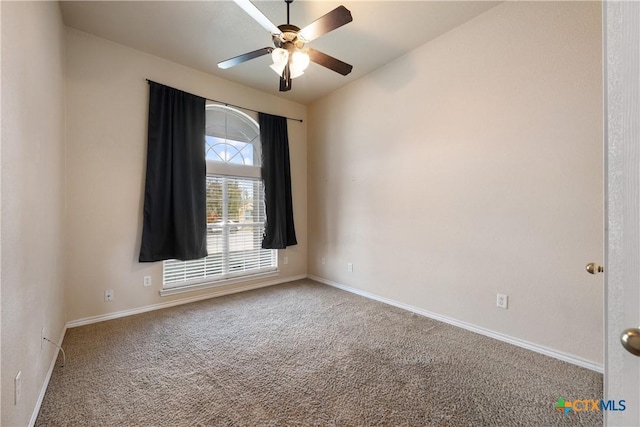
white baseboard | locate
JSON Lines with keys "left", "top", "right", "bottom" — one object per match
{"left": 29, "top": 325, "right": 68, "bottom": 427}
{"left": 66, "top": 274, "right": 307, "bottom": 328}
{"left": 308, "top": 275, "right": 603, "bottom": 374}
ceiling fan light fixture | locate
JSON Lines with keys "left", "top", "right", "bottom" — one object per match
{"left": 288, "top": 50, "right": 310, "bottom": 79}
{"left": 270, "top": 48, "right": 289, "bottom": 76}
{"left": 289, "top": 68, "right": 304, "bottom": 79}
{"left": 290, "top": 50, "right": 310, "bottom": 72}
{"left": 270, "top": 62, "right": 287, "bottom": 76}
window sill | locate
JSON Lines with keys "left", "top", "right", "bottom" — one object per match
{"left": 159, "top": 269, "right": 279, "bottom": 297}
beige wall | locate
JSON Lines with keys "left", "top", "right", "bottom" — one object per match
{"left": 308, "top": 2, "right": 604, "bottom": 364}
{"left": 1, "top": 2, "right": 67, "bottom": 425}
{"left": 65, "top": 28, "right": 307, "bottom": 322}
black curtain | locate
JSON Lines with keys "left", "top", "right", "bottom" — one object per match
{"left": 259, "top": 112, "right": 297, "bottom": 249}
{"left": 139, "top": 82, "right": 207, "bottom": 262}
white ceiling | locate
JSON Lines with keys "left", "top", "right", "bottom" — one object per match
{"left": 60, "top": 1, "right": 500, "bottom": 105}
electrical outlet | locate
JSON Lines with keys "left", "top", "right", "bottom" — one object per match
{"left": 41, "top": 327, "right": 45, "bottom": 350}
{"left": 347, "top": 262, "right": 353, "bottom": 272}
{"left": 143, "top": 276, "right": 152, "bottom": 287}
{"left": 14, "top": 371, "right": 22, "bottom": 405}
{"left": 283, "top": 256, "right": 288, "bottom": 265}
{"left": 497, "top": 293, "right": 508, "bottom": 309}
{"left": 321, "top": 257, "right": 326, "bottom": 265}
{"left": 105, "top": 290, "right": 114, "bottom": 302}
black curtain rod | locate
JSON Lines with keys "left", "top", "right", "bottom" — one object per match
{"left": 146, "top": 79, "right": 303, "bottom": 123}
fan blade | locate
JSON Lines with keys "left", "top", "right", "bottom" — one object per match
{"left": 279, "top": 64, "right": 292, "bottom": 92}
{"left": 298, "top": 5, "right": 352, "bottom": 42}
{"left": 307, "top": 48, "right": 353, "bottom": 76}
{"left": 218, "top": 47, "right": 273, "bottom": 70}
{"left": 233, "top": 0, "right": 281, "bottom": 35}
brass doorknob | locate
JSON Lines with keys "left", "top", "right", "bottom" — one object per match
{"left": 621, "top": 328, "right": 640, "bottom": 357}
{"left": 585, "top": 263, "right": 604, "bottom": 274}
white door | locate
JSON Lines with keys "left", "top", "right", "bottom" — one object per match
{"left": 604, "top": 2, "right": 640, "bottom": 426}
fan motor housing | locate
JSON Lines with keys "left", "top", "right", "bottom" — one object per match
{"left": 274, "top": 24, "right": 305, "bottom": 49}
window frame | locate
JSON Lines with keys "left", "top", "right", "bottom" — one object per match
{"left": 160, "top": 104, "right": 277, "bottom": 296}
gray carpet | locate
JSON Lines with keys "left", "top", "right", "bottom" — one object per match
{"left": 36, "top": 279, "right": 602, "bottom": 426}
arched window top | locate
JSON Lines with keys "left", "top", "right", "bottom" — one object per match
{"left": 205, "top": 104, "right": 260, "bottom": 167}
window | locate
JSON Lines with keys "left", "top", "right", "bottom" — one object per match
{"left": 162, "top": 104, "right": 277, "bottom": 291}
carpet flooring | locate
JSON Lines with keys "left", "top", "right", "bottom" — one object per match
{"left": 36, "top": 279, "right": 602, "bottom": 426}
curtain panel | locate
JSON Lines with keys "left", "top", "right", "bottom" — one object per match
{"left": 259, "top": 112, "right": 297, "bottom": 249}
{"left": 139, "top": 82, "right": 207, "bottom": 262}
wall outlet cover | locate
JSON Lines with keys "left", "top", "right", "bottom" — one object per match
{"left": 497, "top": 293, "right": 508, "bottom": 309}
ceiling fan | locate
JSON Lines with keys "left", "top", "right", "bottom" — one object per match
{"left": 218, "top": 0, "right": 353, "bottom": 92}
